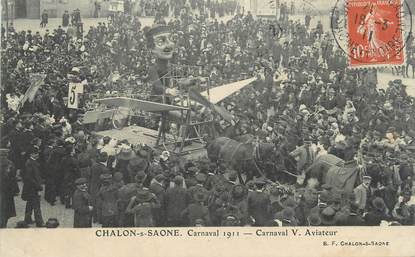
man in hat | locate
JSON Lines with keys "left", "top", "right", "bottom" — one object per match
{"left": 115, "top": 144, "right": 136, "bottom": 184}
{"left": 21, "top": 148, "right": 44, "bottom": 227}
{"left": 187, "top": 172, "right": 208, "bottom": 203}
{"left": 354, "top": 175, "right": 372, "bottom": 213}
{"left": 73, "top": 177, "right": 93, "bottom": 228}
{"left": 342, "top": 203, "right": 365, "bottom": 226}
{"left": 165, "top": 175, "right": 188, "bottom": 226}
{"left": 47, "top": 138, "right": 66, "bottom": 205}
{"left": 0, "top": 158, "right": 19, "bottom": 228}
{"left": 16, "top": 117, "right": 35, "bottom": 176}
{"left": 301, "top": 177, "right": 319, "bottom": 218}
{"left": 97, "top": 174, "right": 119, "bottom": 227}
{"left": 62, "top": 10, "right": 70, "bottom": 27}
{"left": 40, "top": 10, "right": 48, "bottom": 28}
{"left": 126, "top": 156, "right": 149, "bottom": 185}
{"left": 126, "top": 188, "right": 160, "bottom": 227}
{"left": 90, "top": 151, "right": 110, "bottom": 223}
{"left": 205, "top": 163, "right": 227, "bottom": 190}
{"left": 247, "top": 179, "right": 271, "bottom": 226}
{"left": 8, "top": 120, "right": 26, "bottom": 174}
{"left": 224, "top": 170, "right": 239, "bottom": 192}
{"left": 117, "top": 171, "right": 147, "bottom": 227}
{"left": 149, "top": 174, "right": 166, "bottom": 226}
{"left": 320, "top": 206, "right": 338, "bottom": 226}
{"left": 181, "top": 188, "right": 210, "bottom": 226}
{"left": 364, "top": 197, "right": 389, "bottom": 226}
{"left": 61, "top": 142, "right": 79, "bottom": 208}
{"left": 289, "top": 138, "right": 316, "bottom": 177}
{"left": 310, "top": 190, "right": 332, "bottom": 215}
{"left": 228, "top": 183, "right": 248, "bottom": 222}
{"left": 274, "top": 207, "right": 299, "bottom": 226}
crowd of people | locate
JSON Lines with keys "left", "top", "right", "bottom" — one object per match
{"left": 127, "top": 0, "right": 239, "bottom": 19}
{"left": 1, "top": 3, "right": 414, "bottom": 228}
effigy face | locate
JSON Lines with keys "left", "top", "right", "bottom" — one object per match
{"left": 152, "top": 32, "right": 175, "bottom": 60}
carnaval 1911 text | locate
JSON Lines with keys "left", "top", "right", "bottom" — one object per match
{"left": 95, "top": 228, "right": 339, "bottom": 238}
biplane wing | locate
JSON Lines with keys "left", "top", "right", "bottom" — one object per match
{"left": 82, "top": 109, "right": 118, "bottom": 124}
{"left": 95, "top": 97, "right": 189, "bottom": 112}
{"left": 200, "top": 77, "right": 256, "bottom": 104}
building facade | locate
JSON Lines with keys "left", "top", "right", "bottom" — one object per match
{"left": 3, "top": 0, "right": 100, "bottom": 19}
{"left": 40, "top": 0, "right": 95, "bottom": 18}
{"left": 2, "top": 0, "right": 130, "bottom": 19}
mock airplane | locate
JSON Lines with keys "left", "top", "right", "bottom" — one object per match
{"left": 82, "top": 76, "right": 257, "bottom": 126}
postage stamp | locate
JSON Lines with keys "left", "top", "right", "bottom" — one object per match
{"left": 346, "top": 0, "right": 405, "bottom": 67}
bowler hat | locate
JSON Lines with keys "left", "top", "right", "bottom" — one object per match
{"left": 100, "top": 173, "right": 112, "bottom": 181}
{"left": 386, "top": 127, "right": 396, "bottom": 133}
{"left": 362, "top": 175, "right": 372, "bottom": 181}
{"left": 78, "top": 153, "right": 91, "bottom": 168}
{"left": 127, "top": 157, "right": 149, "bottom": 174}
{"left": 173, "top": 175, "right": 184, "bottom": 184}
{"left": 246, "top": 180, "right": 256, "bottom": 190}
{"left": 117, "top": 144, "right": 136, "bottom": 161}
{"left": 320, "top": 207, "right": 337, "bottom": 225}
{"left": 187, "top": 166, "right": 199, "bottom": 174}
{"left": 135, "top": 189, "right": 153, "bottom": 203}
{"left": 29, "top": 147, "right": 40, "bottom": 155}
{"left": 254, "top": 178, "right": 266, "bottom": 185}
{"left": 321, "top": 184, "right": 333, "bottom": 191}
{"left": 75, "top": 177, "right": 88, "bottom": 185}
{"left": 113, "top": 172, "right": 123, "bottom": 182}
{"left": 307, "top": 213, "right": 322, "bottom": 226}
{"left": 372, "top": 197, "right": 386, "bottom": 211}
{"left": 15, "top": 221, "right": 29, "bottom": 228}
{"left": 154, "top": 174, "right": 166, "bottom": 182}
{"left": 393, "top": 79, "right": 402, "bottom": 85}
{"left": 97, "top": 151, "right": 108, "bottom": 162}
{"left": 228, "top": 170, "right": 238, "bottom": 181}
{"left": 280, "top": 197, "right": 298, "bottom": 209}
{"left": 45, "top": 218, "right": 60, "bottom": 228}
{"left": 135, "top": 170, "right": 147, "bottom": 183}
{"left": 231, "top": 185, "right": 247, "bottom": 200}
{"left": 282, "top": 207, "right": 295, "bottom": 221}
{"left": 195, "top": 219, "right": 205, "bottom": 226}
{"left": 195, "top": 173, "right": 207, "bottom": 183}
{"left": 319, "top": 191, "right": 332, "bottom": 203}
{"left": 146, "top": 24, "right": 171, "bottom": 38}
{"left": 214, "top": 182, "right": 226, "bottom": 193}
{"left": 193, "top": 190, "right": 207, "bottom": 202}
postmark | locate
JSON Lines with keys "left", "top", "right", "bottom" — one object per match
{"left": 331, "top": 0, "right": 413, "bottom": 68}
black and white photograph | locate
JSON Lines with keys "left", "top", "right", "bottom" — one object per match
{"left": 0, "top": 0, "right": 415, "bottom": 231}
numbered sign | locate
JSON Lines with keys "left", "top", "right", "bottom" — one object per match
{"left": 68, "top": 83, "right": 84, "bottom": 109}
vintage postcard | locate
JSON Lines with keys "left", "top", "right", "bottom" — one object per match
{"left": 0, "top": 0, "right": 414, "bottom": 256}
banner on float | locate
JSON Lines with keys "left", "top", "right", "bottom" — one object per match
{"left": 17, "top": 73, "right": 46, "bottom": 112}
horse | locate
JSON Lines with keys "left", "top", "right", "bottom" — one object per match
{"left": 206, "top": 136, "right": 295, "bottom": 183}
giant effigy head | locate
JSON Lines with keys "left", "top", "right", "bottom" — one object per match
{"left": 146, "top": 25, "right": 175, "bottom": 60}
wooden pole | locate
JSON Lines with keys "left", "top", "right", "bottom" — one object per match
{"left": 4, "top": 0, "right": 9, "bottom": 38}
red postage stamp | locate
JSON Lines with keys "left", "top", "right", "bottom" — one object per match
{"left": 346, "top": 0, "right": 405, "bottom": 68}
